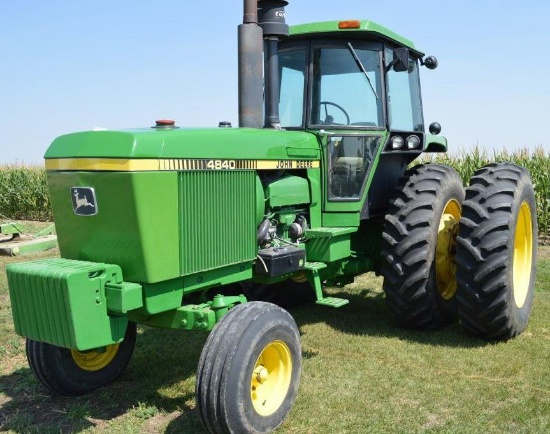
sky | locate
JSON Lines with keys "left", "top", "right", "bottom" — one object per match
{"left": 1, "top": 0, "right": 549, "bottom": 163}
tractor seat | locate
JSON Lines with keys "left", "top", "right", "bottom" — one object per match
{"left": 333, "top": 157, "right": 364, "bottom": 175}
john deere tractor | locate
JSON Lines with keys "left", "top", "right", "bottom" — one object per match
{"left": 6, "top": 1, "right": 537, "bottom": 432}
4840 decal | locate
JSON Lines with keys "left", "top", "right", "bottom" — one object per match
{"left": 160, "top": 159, "right": 320, "bottom": 171}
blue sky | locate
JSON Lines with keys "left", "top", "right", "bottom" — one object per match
{"left": 1, "top": 0, "right": 549, "bottom": 163}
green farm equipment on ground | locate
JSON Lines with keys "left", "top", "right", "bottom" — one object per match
{"left": 6, "top": 1, "right": 538, "bottom": 432}
{"left": 0, "top": 221, "right": 57, "bottom": 256}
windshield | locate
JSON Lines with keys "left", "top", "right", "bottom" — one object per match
{"left": 279, "top": 42, "right": 384, "bottom": 129}
{"left": 311, "top": 44, "right": 383, "bottom": 127}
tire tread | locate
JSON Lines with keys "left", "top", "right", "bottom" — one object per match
{"left": 456, "top": 162, "right": 537, "bottom": 340}
{"left": 381, "top": 164, "right": 464, "bottom": 329}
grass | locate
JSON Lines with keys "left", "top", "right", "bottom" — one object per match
{"left": 1, "top": 246, "right": 549, "bottom": 433}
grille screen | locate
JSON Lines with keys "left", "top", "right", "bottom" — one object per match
{"left": 179, "top": 171, "right": 257, "bottom": 275}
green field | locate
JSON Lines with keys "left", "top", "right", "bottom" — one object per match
{"left": 1, "top": 245, "right": 549, "bottom": 433}
{"left": 422, "top": 146, "right": 550, "bottom": 234}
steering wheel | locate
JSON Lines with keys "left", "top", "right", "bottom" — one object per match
{"left": 319, "top": 101, "right": 350, "bottom": 125}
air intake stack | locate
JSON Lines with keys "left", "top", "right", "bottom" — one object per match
{"left": 238, "top": 1, "right": 289, "bottom": 129}
{"left": 258, "top": 0, "right": 289, "bottom": 129}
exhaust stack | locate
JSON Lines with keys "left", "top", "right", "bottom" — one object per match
{"left": 238, "top": 0, "right": 264, "bottom": 128}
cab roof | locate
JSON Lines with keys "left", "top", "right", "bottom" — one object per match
{"left": 289, "top": 20, "right": 424, "bottom": 57}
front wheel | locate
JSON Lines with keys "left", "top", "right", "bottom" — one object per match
{"left": 26, "top": 322, "right": 137, "bottom": 396}
{"left": 196, "top": 302, "right": 301, "bottom": 433}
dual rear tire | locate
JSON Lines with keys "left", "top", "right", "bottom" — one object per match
{"left": 381, "top": 162, "right": 537, "bottom": 340}
{"left": 456, "top": 163, "right": 537, "bottom": 339}
{"left": 381, "top": 164, "right": 464, "bottom": 329}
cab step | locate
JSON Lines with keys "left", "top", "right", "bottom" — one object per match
{"left": 305, "top": 227, "right": 357, "bottom": 239}
{"left": 315, "top": 297, "right": 349, "bottom": 308}
{"left": 304, "top": 261, "right": 327, "bottom": 271}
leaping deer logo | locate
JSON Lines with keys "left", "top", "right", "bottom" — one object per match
{"left": 71, "top": 187, "right": 98, "bottom": 216}
{"left": 73, "top": 190, "right": 95, "bottom": 209}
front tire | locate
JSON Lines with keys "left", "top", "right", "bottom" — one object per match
{"left": 381, "top": 164, "right": 465, "bottom": 329}
{"left": 196, "top": 302, "right": 301, "bottom": 433}
{"left": 26, "top": 322, "right": 137, "bottom": 396}
{"left": 456, "top": 163, "right": 537, "bottom": 340}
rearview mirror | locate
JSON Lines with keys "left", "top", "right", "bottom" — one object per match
{"left": 392, "top": 47, "right": 409, "bottom": 72}
{"left": 422, "top": 56, "right": 438, "bottom": 70}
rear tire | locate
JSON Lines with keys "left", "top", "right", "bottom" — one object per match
{"left": 196, "top": 302, "right": 301, "bottom": 434}
{"left": 456, "top": 163, "right": 537, "bottom": 340}
{"left": 26, "top": 322, "right": 137, "bottom": 396}
{"left": 381, "top": 164, "right": 465, "bottom": 329}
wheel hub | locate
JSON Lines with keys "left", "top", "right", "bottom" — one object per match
{"left": 71, "top": 344, "right": 120, "bottom": 372}
{"left": 250, "top": 340, "right": 292, "bottom": 416}
{"left": 435, "top": 199, "right": 461, "bottom": 300}
{"left": 254, "top": 365, "right": 269, "bottom": 383}
{"left": 513, "top": 201, "right": 533, "bottom": 308}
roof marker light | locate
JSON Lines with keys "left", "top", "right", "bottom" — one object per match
{"left": 338, "top": 20, "right": 361, "bottom": 29}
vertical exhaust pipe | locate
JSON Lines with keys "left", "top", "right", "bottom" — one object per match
{"left": 238, "top": 0, "right": 264, "bottom": 128}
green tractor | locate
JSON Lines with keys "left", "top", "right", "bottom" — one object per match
{"left": 6, "top": 1, "right": 537, "bottom": 432}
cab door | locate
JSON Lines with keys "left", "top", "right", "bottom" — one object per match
{"left": 306, "top": 41, "right": 386, "bottom": 214}
{"left": 324, "top": 134, "right": 384, "bottom": 210}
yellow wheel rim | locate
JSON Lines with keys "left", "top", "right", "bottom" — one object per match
{"left": 251, "top": 340, "right": 292, "bottom": 417}
{"left": 513, "top": 201, "right": 533, "bottom": 308}
{"left": 71, "top": 344, "right": 120, "bottom": 372}
{"left": 435, "top": 199, "right": 461, "bottom": 300}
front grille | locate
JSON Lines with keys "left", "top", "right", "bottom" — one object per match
{"left": 179, "top": 171, "right": 257, "bottom": 275}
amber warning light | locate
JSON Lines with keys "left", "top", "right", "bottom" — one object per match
{"left": 338, "top": 20, "right": 361, "bottom": 29}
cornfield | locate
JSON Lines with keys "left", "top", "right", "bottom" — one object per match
{"left": 421, "top": 146, "right": 550, "bottom": 235}
{"left": 0, "top": 146, "right": 549, "bottom": 233}
{"left": 0, "top": 164, "right": 52, "bottom": 221}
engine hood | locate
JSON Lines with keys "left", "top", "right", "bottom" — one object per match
{"left": 44, "top": 127, "right": 321, "bottom": 163}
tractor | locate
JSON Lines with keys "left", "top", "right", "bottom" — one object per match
{"left": 6, "top": 1, "right": 538, "bottom": 432}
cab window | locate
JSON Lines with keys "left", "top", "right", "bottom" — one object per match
{"left": 385, "top": 48, "right": 424, "bottom": 132}
{"left": 279, "top": 47, "right": 307, "bottom": 128}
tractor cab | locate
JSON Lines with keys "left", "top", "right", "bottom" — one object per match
{"left": 278, "top": 20, "right": 442, "bottom": 215}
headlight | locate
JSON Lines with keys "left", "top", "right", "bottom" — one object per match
{"left": 406, "top": 135, "right": 421, "bottom": 149}
{"left": 391, "top": 136, "right": 404, "bottom": 150}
